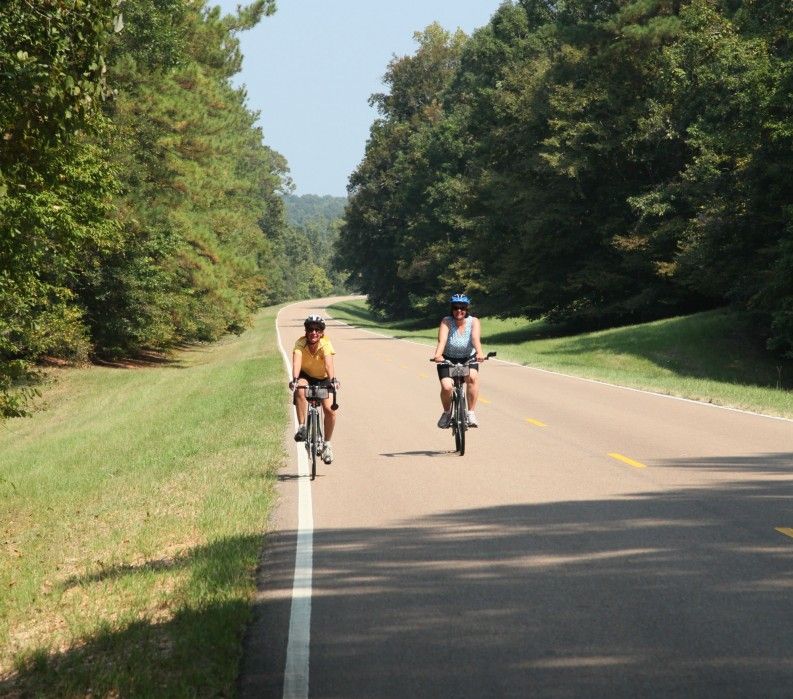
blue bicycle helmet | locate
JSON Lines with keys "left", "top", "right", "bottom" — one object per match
{"left": 449, "top": 293, "right": 470, "bottom": 305}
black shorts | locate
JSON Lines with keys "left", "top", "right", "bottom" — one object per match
{"left": 436, "top": 355, "right": 478, "bottom": 380}
{"left": 298, "top": 371, "right": 332, "bottom": 387}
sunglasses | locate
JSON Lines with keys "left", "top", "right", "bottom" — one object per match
{"left": 306, "top": 327, "right": 323, "bottom": 334}
{"left": 451, "top": 305, "right": 468, "bottom": 311}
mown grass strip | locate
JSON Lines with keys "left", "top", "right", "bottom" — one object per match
{"left": 0, "top": 306, "right": 287, "bottom": 696}
{"left": 330, "top": 300, "right": 793, "bottom": 419}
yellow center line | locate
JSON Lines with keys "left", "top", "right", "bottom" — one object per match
{"left": 418, "top": 372, "right": 428, "bottom": 379}
{"left": 479, "top": 397, "right": 491, "bottom": 404}
{"left": 608, "top": 452, "right": 647, "bottom": 469}
{"left": 775, "top": 527, "right": 793, "bottom": 539}
{"left": 525, "top": 418, "right": 546, "bottom": 427}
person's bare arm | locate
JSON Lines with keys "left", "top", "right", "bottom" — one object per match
{"left": 292, "top": 349, "right": 303, "bottom": 382}
{"left": 433, "top": 319, "right": 449, "bottom": 361}
{"left": 471, "top": 318, "right": 484, "bottom": 362}
{"left": 324, "top": 353, "right": 337, "bottom": 384}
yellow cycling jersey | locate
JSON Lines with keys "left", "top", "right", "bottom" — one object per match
{"left": 293, "top": 336, "right": 335, "bottom": 379}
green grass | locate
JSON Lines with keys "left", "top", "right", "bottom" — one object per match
{"left": 0, "top": 306, "right": 288, "bottom": 696}
{"left": 329, "top": 299, "right": 793, "bottom": 419}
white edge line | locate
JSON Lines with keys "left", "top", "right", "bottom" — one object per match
{"left": 331, "top": 316, "right": 792, "bottom": 424}
{"left": 276, "top": 303, "right": 312, "bottom": 699}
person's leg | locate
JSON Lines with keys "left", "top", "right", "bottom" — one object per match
{"left": 437, "top": 376, "right": 454, "bottom": 427}
{"left": 466, "top": 368, "right": 479, "bottom": 410}
{"left": 440, "top": 377, "right": 453, "bottom": 412}
{"left": 294, "top": 378, "right": 309, "bottom": 425}
{"left": 293, "top": 378, "right": 311, "bottom": 440}
{"left": 322, "top": 399, "right": 336, "bottom": 441}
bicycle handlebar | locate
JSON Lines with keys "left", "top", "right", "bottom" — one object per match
{"left": 430, "top": 351, "right": 497, "bottom": 365}
{"left": 293, "top": 383, "right": 339, "bottom": 411}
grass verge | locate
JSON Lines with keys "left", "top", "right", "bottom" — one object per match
{"left": 329, "top": 299, "right": 793, "bottom": 419}
{"left": 0, "top": 306, "right": 287, "bottom": 696}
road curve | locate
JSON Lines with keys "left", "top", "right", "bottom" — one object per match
{"left": 240, "top": 297, "right": 793, "bottom": 699}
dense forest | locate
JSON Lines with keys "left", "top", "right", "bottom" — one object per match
{"left": 0, "top": 1, "right": 324, "bottom": 417}
{"left": 5, "top": 0, "right": 791, "bottom": 418}
{"left": 336, "top": 0, "right": 793, "bottom": 360}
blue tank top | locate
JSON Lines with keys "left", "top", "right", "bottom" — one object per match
{"left": 444, "top": 316, "right": 474, "bottom": 359}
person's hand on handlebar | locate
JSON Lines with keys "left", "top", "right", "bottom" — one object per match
{"left": 289, "top": 377, "right": 299, "bottom": 390}
{"left": 432, "top": 354, "right": 444, "bottom": 363}
{"left": 330, "top": 377, "right": 340, "bottom": 389}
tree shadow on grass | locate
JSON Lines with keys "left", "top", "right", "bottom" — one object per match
{"left": 0, "top": 535, "right": 265, "bottom": 698}
{"left": 542, "top": 320, "right": 793, "bottom": 390}
{"left": 485, "top": 310, "right": 793, "bottom": 392}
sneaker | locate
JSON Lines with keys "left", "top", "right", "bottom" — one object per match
{"left": 294, "top": 425, "right": 306, "bottom": 442}
{"left": 467, "top": 411, "right": 479, "bottom": 427}
{"left": 322, "top": 443, "right": 333, "bottom": 464}
{"left": 437, "top": 411, "right": 452, "bottom": 428}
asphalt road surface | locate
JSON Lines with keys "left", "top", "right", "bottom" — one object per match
{"left": 240, "top": 297, "right": 793, "bottom": 699}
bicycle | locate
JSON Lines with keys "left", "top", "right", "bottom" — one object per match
{"left": 294, "top": 382, "right": 338, "bottom": 480}
{"left": 432, "top": 352, "right": 496, "bottom": 455}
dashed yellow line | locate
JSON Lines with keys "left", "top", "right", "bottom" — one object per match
{"left": 775, "top": 527, "right": 793, "bottom": 539}
{"left": 608, "top": 452, "right": 647, "bottom": 469}
{"left": 419, "top": 372, "right": 428, "bottom": 379}
{"left": 525, "top": 418, "right": 546, "bottom": 427}
{"left": 479, "top": 397, "right": 491, "bottom": 405}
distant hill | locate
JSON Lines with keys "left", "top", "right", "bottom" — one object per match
{"left": 279, "top": 194, "right": 350, "bottom": 296}
{"left": 282, "top": 194, "right": 347, "bottom": 229}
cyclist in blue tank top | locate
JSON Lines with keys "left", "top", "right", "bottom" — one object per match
{"left": 432, "top": 293, "right": 485, "bottom": 428}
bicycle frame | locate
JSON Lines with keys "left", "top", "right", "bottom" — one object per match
{"left": 294, "top": 383, "right": 338, "bottom": 480}
{"left": 432, "top": 352, "right": 495, "bottom": 456}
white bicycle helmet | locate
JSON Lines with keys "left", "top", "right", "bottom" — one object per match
{"left": 304, "top": 315, "right": 326, "bottom": 330}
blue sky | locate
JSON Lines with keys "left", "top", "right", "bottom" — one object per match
{"left": 212, "top": 1, "right": 505, "bottom": 197}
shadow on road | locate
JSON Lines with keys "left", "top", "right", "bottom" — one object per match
{"left": 379, "top": 450, "right": 453, "bottom": 458}
{"left": 253, "top": 453, "right": 793, "bottom": 697}
{"left": 5, "top": 453, "right": 793, "bottom": 697}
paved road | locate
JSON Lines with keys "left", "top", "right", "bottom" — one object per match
{"left": 241, "top": 297, "right": 793, "bottom": 698}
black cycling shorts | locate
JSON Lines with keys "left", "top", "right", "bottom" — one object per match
{"left": 436, "top": 355, "right": 478, "bottom": 380}
{"left": 298, "top": 371, "right": 332, "bottom": 387}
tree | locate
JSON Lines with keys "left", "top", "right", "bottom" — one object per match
{"left": 0, "top": 0, "right": 122, "bottom": 414}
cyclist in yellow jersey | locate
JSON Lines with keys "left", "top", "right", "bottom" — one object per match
{"left": 289, "top": 315, "right": 339, "bottom": 463}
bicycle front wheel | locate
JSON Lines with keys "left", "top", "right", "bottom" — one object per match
{"left": 456, "top": 385, "right": 466, "bottom": 455}
{"left": 308, "top": 410, "right": 318, "bottom": 480}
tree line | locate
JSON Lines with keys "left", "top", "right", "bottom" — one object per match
{"left": 336, "top": 0, "right": 793, "bottom": 361}
{"left": 0, "top": 1, "right": 343, "bottom": 417}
